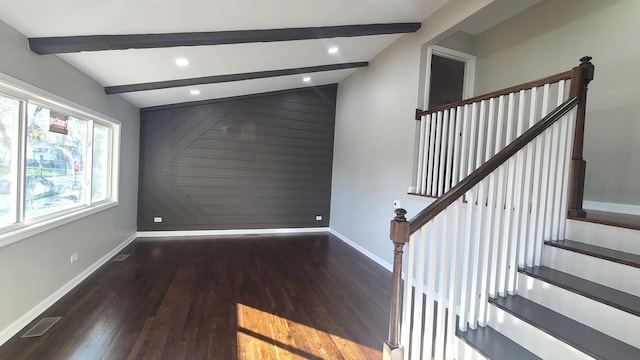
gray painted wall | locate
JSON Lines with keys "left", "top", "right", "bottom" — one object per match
{"left": 474, "top": 0, "right": 640, "bottom": 207}
{"left": 331, "top": 0, "right": 639, "bottom": 268}
{"left": 0, "top": 19, "right": 139, "bottom": 335}
{"left": 138, "top": 86, "right": 336, "bottom": 230}
{"left": 437, "top": 31, "right": 477, "bottom": 55}
{"left": 330, "top": 0, "right": 493, "bottom": 266}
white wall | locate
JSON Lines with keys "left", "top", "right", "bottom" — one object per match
{"left": 0, "top": 19, "right": 140, "bottom": 338}
{"left": 330, "top": 0, "right": 493, "bottom": 265}
{"left": 473, "top": 0, "right": 640, "bottom": 207}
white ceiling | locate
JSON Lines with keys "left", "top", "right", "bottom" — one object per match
{"left": 0, "top": 0, "right": 450, "bottom": 109}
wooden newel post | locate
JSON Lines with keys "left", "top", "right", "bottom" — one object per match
{"left": 384, "top": 208, "right": 410, "bottom": 360}
{"left": 568, "top": 56, "right": 595, "bottom": 218}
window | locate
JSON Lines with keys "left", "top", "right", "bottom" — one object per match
{"left": 0, "top": 76, "right": 119, "bottom": 244}
{"left": 25, "top": 104, "right": 88, "bottom": 218}
{"left": 0, "top": 94, "right": 20, "bottom": 227}
{"left": 92, "top": 123, "right": 111, "bottom": 202}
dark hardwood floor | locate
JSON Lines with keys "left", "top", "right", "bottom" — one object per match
{"left": 0, "top": 233, "right": 391, "bottom": 360}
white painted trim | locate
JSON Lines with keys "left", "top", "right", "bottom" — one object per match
{"left": 328, "top": 228, "right": 393, "bottom": 272}
{"left": 421, "top": 45, "right": 476, "bottom": 110}
{"left": 583, "top": 200, "right": 640, "bottom": 216}
{"left": 0, "top": 201, "right": 118, "bottom": 248}
{"left": 136, "top": 227, "right": 330, "bottom": 238}
{"left": 0, "top": 233, "right": 137, "bottom": 347}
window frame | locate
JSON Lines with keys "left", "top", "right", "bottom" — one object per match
{"left": 0, "top": 72, "right": 120, "bottom": 248}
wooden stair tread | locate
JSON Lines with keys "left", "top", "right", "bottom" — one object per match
{"left": 519, "top": 266, "right": 640, "bottom": 317}
{"left": 489, "top": 295, "right": 640, "bottom": 360}
{"left": 545, "top": 239, "right": 640, "bottom": 268}
{"left": 570, "top": 210, "right": 640, "bottom": 231}
{"left": 456, "top": 324, "right": 541, "bottom": 360}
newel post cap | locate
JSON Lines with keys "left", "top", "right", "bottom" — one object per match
{"left": 390, "top": 208, "right": 410, "bottom": 244}
{"left": 579, "top": 55, "right": 595, "bottom": 82}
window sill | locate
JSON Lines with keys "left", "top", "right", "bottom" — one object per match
{"left": 0, "top": 201, "right": 118, "bottom": 248}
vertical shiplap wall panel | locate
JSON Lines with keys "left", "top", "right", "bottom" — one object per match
{"left": 137, "top": 86, "right": 337, "bottom": 230}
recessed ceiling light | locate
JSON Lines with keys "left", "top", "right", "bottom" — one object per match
{"left": 328, "top": 47, "right": 339, "bottom": 54}
{"left": 175, "top": 58, "right": 190, "bottom": 66}
{"left": 303, "top": 77, "right": 311, "bottom": 82}
{"left": 190, "top": 89, "right": 200, "bottom": 95}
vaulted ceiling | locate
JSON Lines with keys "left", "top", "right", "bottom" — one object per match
{"left": 0, "top": 0, "right": 450, "bottom": 109}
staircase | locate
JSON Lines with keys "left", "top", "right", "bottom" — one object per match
{"left": 381, "top": 58, "right": 640, "bottom": 360}
{"left": 459, "top": 215, "right": 640, "bottom": 359}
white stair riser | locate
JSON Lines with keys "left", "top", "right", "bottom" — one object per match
{"left": 542, "top": 246, "right": 640, "bottom": 297}
{"left": 566, "top": 220, "right": 640, "bottom": 255}
{"left": 517, "top": 273, "right": 640, "bottom": 348}
{"left": 457, "top": 339, "right": 489, "bottom": 360}
{"left": 487, "top": 305, "right": 592, "bottom": 360}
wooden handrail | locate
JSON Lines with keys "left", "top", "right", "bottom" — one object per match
{"left": 415, "top": 70, "right": 573, "bottom": 119}
{"left": 385, "top": 58, "right": 593, "bottom": 357}
{"left": 408, "top": 96, "right": 578, "bottom": 234}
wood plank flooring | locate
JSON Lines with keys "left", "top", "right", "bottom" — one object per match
{"left": 0, "top": 233, "right": 391, "bottom": 360}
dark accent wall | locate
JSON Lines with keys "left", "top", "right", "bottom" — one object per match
{"left": 137, "top": 86, "right": 336, "bottom": 231}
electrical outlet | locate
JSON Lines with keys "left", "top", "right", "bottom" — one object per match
{"left": 153, "top": 217, "right": 163, "bottom": 223}
{"left": 315, "top": 215, "right": 322, "bottom": 221}
{"left": 70, "top": 253, "right": 78, "bottom": 263}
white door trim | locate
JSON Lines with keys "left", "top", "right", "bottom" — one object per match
{"left": 422, "top": 45, "right": 476, "bottom": 110}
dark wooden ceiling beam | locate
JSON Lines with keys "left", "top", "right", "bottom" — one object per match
{"left": 104, "top": 62, "right": 368, "bottom": 94}
{"left": 29, "top": 23, "right": 422, "bottom": 55}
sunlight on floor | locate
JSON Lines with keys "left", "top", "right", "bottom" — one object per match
{"left": 236, "top": 303, "right": 381, "bottom": 359}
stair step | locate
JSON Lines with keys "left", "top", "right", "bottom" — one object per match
{"left": 545, "top": 240, "right": 640, "bottom": 268}
{"left": 489, "top": 295, "right": 640, "bottom": 360}
{"left": 519, "top": 266, "right": 640, "bottom": 317}
{"left": 456, "top": 324, "right": 541, "bottom": 360}
{"left": 566, "top": 219, "right": 640, "bottom": 255}
{"left": 570, "top": 210, "right": 640, "bottom": 231}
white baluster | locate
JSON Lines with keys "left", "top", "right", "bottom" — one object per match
{"left": 549, "top": 80, "right": 567, "bottom": 239}
{"left": 493, "top": 95, "right": 508, "bottom": 296}
{"left": 400, "top": 233, "right": 416, "bottom": 357}
{"left": 514, "top": 89, "right": 528, "bottom": 268}
{"left": 558, "top": 111, "right": 577, "bottom": 240}
{"left": 446, "top": 202, "right": 462, "bottom": 360}
{"left": 433, "top": 111, "right": 444, "bottom": 196}
{"left": 504, "top": 92, "right": 519, "bottom": 293}
{"left": 422, "top": 218, "right": 438, "bottom": 359}
{"left": 444, "top": 109, "right": 457, "bottom": 193}
{"left": 416, "top": 114, "right": 428, "bottom": 195}
{"left": 410, "top": 227, "right": 428, "bottom": 359}
{"left": 451, "top": 107, "right": 463, "bottom": 189}
{"left": 533, "top": 83, "right": 552, "bottom": 265}
{"left": 459, "top": 105, "right": 471, "bottom": 180}
{"left": 524, "top": 87, "right": 539, "bottom": 266}
{"left": 426, "top": 115, "right": 437, "bottom": 196}
{"left": 438, "top": 110, "right": 450, "bottom": 196}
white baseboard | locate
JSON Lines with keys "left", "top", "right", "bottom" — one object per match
{"left": 329, "top": 229, "right": 393, "bottom": 272}
{"left": 583, "top": 200, "right": 640, "bottom": 216}
{"left": 0, "top": 233, "right": 137, "bottom": 347}
{"left": 136, "top": 227, "right": 330, "bottom": 238}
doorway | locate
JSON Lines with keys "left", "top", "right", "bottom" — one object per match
{"left": 423, "top": 45, "right": 475, "bottom": 110}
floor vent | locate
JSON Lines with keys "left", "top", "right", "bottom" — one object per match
{"left": 113, "top": 254, "right": 130, "bottom": 262}
{"left": 21, "top": 317, "right": 61, "bottom": 338}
